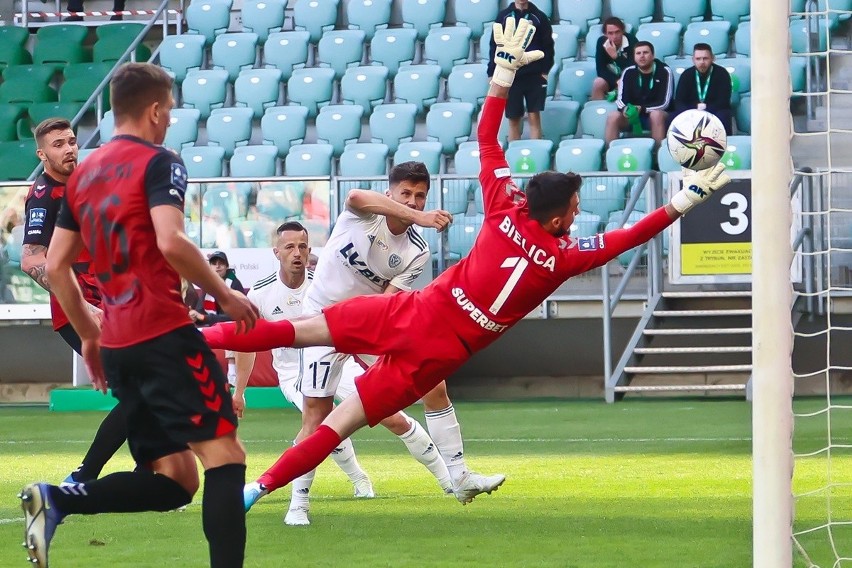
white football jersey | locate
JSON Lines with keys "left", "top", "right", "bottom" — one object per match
{"left": 247, "top": 269, "right": 313, "bottom": 382}
{"left": 303, "top": 209, "right": 430, "bottom": 314}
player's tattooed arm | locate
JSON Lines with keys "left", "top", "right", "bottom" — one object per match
{"left": 21, "top": 244, "right": 51, "bottom": 291}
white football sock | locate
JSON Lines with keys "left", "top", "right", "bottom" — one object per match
{"left": 397, "top": 412, "right": 453, "bottom": 492}
{"left": 289, "top": 469, "right": 314, "bottom": 508}
{"left": 424, "top": 405, "right": 468, "bottom": 484}
{"left": 227, "top": 361, "right": 237, "bottom": 386}
{"left": 329, "top": 437, "right": 368, "bottom": 483}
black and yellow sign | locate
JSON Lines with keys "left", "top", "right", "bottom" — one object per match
{"left": 680, "top": 179, "right": 752, "bottom": 275}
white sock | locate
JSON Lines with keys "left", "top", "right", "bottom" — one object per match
{"left": 397, "top": 412, "right": 453, "bottom": 492}
{"left": 289, "top": 469, "right": 314, "bottom": 509}
{"left": 424, "top": 405, "right": 468, "bottom": 484}
{"left": 227, "top": 361, "right": 237, "bottom": 386}
{"left": 329, "top": 437, "right": 368, "bottom": 483}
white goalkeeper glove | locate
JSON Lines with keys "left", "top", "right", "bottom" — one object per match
{"left": 671, "top": 162, "right": 732, "bottom": 215}
{"left": 492, "top": 18, "right": 545, "bottom": 88}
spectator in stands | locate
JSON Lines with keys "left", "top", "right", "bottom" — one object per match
{"left": 605, "top": 41, "right": 673, "bottom": 146}
{"left": 591, "top": 17, "right": 638, "bottom": 101}
{"left": 673, "top": 43, "right": 733, "bottom": 135}
{"left": 487, "top": 0, "right": 554, "bottom": 141}
{"left": 66, "top": 0, "right": 126, "bottom": 21}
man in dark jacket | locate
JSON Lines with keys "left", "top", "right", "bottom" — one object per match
{"left": 605, "top": 41, "right": 673, "bottom": 145}
{"left": 591, "top": 17, "right": 638, "bottom": 101}
{"left": 673, "top": 43, "right": 733, "bottom": 134}
{"left": 487, "top": 0, "right": 555, "bottom": 141}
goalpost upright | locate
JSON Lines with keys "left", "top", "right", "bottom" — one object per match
{"left": 751, "top": 0, "right": 796, "bottom": 566}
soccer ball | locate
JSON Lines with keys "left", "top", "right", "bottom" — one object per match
{"left": 666, "top": 109, "right": 727, "bottom": 171}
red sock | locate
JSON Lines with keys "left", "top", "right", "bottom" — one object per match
{"left": 257, "top": 425, "right": 342, "bottom": 492}
{"left": 200, "top": 319, "right": 295, "bottom": 351}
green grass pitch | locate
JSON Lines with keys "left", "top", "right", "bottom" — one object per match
{"left": 1, "top": 399, "right": 850, "bottom": 567}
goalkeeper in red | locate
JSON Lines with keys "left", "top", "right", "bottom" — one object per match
{"left": 199, "top": 18, "right": 731, "bottom": 497}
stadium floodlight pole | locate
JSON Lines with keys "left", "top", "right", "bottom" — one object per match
{"left": 751, "top": 0, "right": 795, "bottom": 566}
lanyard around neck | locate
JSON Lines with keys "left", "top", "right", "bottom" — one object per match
{"left": 695, "top": 67, "right": 713, "bottom": 102}
{"left": 637, "top": 63, "right": 656, "bottom": 91}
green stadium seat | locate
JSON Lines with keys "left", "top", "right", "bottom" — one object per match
{"left": 316, "top": 104, "right": 364, "bottom": 157}
{"left": 555, "top": 138, "right": 604, "bottom": 172}
{"left": 261, "top": 105, "right": 309, "bottom": 156}
{"left": 230, "top": 145, "right": 278, "bottom": 177}
{"left": 163, "top": 108, "right": 201, "bottom": 151}
{"left": 158, "top": 34, "right": 205, "bottom": 84}
{"left": 657, "top": 140, "right": 682, "bottom": 173}
{"left": 182, "top": 69, "right": 229, "bottom": 119}
{"left": 453, "top": 141, "right": 480, "bottom": 176}
{"left": 423, "top": 27, "right": 472, "bottom": 78}
{"left": 551, "top": 24, "right": 581, "bottom": 64}
{"left": 711, "top": 0, "right": 750, "bottom": 31}
{"left": 606, "top": 138, "right": 655, "bottom": 172}
{"left": 609, "top": 0, "right": 654, "bottom": 30}
{"left": 394, "top": 141, "right": 443, "bottom": 173}
{"left": 663, "top": 56, "right": 694, "bottom": 90}
{"left": 3, "top": 64, "right": 55, "bottom": 85}
{"left": 393, "top": 64, "right": 442, "bottom": 115}
{"left": 540, "top": 99, "right": 581, "bottom": 147}
{"left": 447, "top": 214, "right": 483, "bottom": 258}
{"left": 263, "top": 31, "right": 310, "bottom": 83}
{"left": 606, "top": 212, "right": 646, "bottom": 266}
{"left": 736, "top": 93, "right": 751, "bottom": 133}
{"left": 241, "top": 0, "right": 287, "bottom": 43}
{"left": 446, "top": 63, "right": 489, "bottom": 110}
{"left": 790, "top": 56, "right": 807, "bottom": 94}
{"left": 454, "top": 0, "right": 498, "bottom": 40}
{"left": 33, "top": 24, "right": 89, "bottom": 67}
{"left": 426, "top": 102, "right": 475, "bottom": 155}
{"left": 401, "top": 0, "right": 446, "bottom": 41}
{"left": 558, "top": 60, "right": 597, "bottom": 104}
{"left": 369, "top": 28, "right": 417, "bottom": 78}
{"left": 293, "top": 0, "right": 339, "bottom": 44}
{"left": 0, "top": 77, "right": 57, "bottom": 109}
{"left": 505, "top": 139, "right": 554, "bottom": 174}
{"left": 338, "top": 143, "right": 389, "bottom": 176}
{"left": 340, "top": 65, "right": 389, "bottom": 110}
{"left": 478, "top": 24, "right": 491, "bottom": 64}
{"left": 790, "top": 18, "right": 828, "bottom": 54}
{"left": 346, "top": 0, "right": 391, "bottom": 41}
{"left": 369, "top": 103, "right": 417, "bottom": 153}
{"left": 556, "top": 0, "right": 601, "bottom": 34}
{"left": 721, "top": 135, "right": 751, "bottom": 170}
{"left": 432, "top": 179, "right": 471, "bottom": 215}
{"left": 207, "top": 107, "right": 254, "bottom": 157}
{"left": 581, "top": 176, "right": 629, "bottom": 219}
{"left": 570, "top": 212, "right": 602, "bottom": 237}
{"left": 284, "top": 143, "right": 335, "bottom": 176}
{"left": 286, "top": 67, "right": 334, "bottom": 118}
{"left": 580, "top": 100, "right": 616, "bottom": 140}
{"left": 317, "top": 30, "right": 366, "bottom": 80}
{"left": 683, "top": 21, "right": 731, "bottom": 56}
{"left": 0, "top": 140, "right": 38, "bottom": 181}
{"left": 182, "top": 146, "right": 226, "bottom": 178}
{"left": 93, "top": 30, "right": 152, "bottom": 63}
{"left": 211, "top": 32, "right": 259, "bottom": 83}
{"left": 60, "top": 71, "right": 111, "bottom": 113}
{"left": 0, "top": 106, "right": 25, "bottom": 142}
{"left": 734, "top": 21, "right": 750, "bottom": 56}
{"left": 186, "top": 0, "right": 233, "bottom": 46}
{"left": 64, "top": 61, "right": 112, "bottom": 81}
{"left": 636, "top": 23, "right": 683, "bottom": 60}
{"left": 26, "top": 102, "right": 84, "bottom": 129}
{"left": 661, "top": 0, "right": 707, "bottom": 27}
{"left": 0, "top": 28, "right": 32, "bottom": 72}
{"left": 716, "top": 57, "right": 751, "bottom": 103}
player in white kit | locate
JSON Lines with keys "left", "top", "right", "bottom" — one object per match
{"left": 244, "top": 162, "right": 506, "bottom": 523}
{"left": 237, "top": 220, "right": 455, "bottom": 526}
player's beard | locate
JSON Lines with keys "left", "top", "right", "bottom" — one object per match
{"left": 49, "top": 156, "right": 76, "bottom": 177}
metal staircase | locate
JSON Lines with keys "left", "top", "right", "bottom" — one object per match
{"left": 604, "top": 290, "right": 755, "bottom": 402}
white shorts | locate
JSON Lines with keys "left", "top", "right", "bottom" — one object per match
{"left": 298, "top": 345, "right": 377, "bottom": 398}
{"left": 279, "top": 376, "right": 304, "bottom": 412}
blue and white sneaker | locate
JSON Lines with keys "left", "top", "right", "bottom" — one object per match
{"left": 19, "top": 483, "right": 64, "bottom": 567}
{"left": 243, "top": 481, "right": 268, "bottom": 512}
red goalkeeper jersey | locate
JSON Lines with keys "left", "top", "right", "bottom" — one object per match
{"left": 424, "top": 95, "right": 674, "bottom": 353}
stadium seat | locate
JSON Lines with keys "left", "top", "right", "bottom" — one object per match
{"left": 235, "top": 68, "right": 282, "bottom": 118}
{"left": 61, "top": 71, "right": 111, "bottom": 112}
{"left": 263, "top": 31, "right": 310, "bottom": 82}
{"left": 340, "top": 65, "right": 389, "bottom": 109}
{"left": 478, "top": 25, "right": 492, "bottom": 64}
{"left": 63, "top": 61, "right": 111, "bottom": 82}
{"left": 286, "top": 67, "right": 335, "bottom": 118}
{"left": 656, "top": 139, "right": 682, "bottom": 172}
{"left": 186, "top": 0, "right": 233, "bottom": 46}
{"left": 663, "top": 56, "right": 695, "bottom": 90}
{"left": 3, "top": 63, "right": 55, "bottom": 85}
{"left": 293, "top": 0, "right": 339, "bottom": 44}
{"left": 158, "top": 34, "right": 205, "bottom": 84}
{"left": 661, "top": 0, "right": 707, "bottom": 27}
{"left": 430, "top": 179, "right": 471, "bottom": 215}
{"left": 181, "top": 146, "right": 226, "bottom": 178}
{"left": 579, "top": 100, "right": 616, "bottom": 140}
{"left": 181, "top": 69, "right": 229, "bottom": 119}
{"left": 401, "top": 0, "right": 447, "bottom": 41}
{"left": 716, "top": 57, "right": 750, "bottom": 105}
{"left": 338, "top": 143, "right": 389, "bottom": 176}
{"left": 711, "top": 0, "right": 750, "bottom": 31}
{"left": 261, "top": 105, "right": 309, "bottom": 156}
{"left": 27, "top": 102, "right": 84, "bottom": 128}
{"left": 317, "top": 30, "right": 366, "bottom": 79}
{"left": 447, "top": 214, "right": 483, "bottom": 258}
{"left": 540, "top": 99, "right": 580, "bottom": 147}
{"left": 423, "top": 27, "right": 472, "bottom": 77}
{"left": 453, "top": 141, "right": 480, "bottom": 176}
{"left": 558, "top": 60, "right": 597, "bottom": 104}
{"left": 241, "top": 0, "right": 287, "bottom": 43}
{"left": 256, "top": 182, "right": 304, "bottom": 218}
{"left": 790, "top": 19, "right": 828, "bottom": 54}
{"left": 235, "top": 218, "right": 277, "bottom": 247}
{"left": 99, "top": 110, "right": 115, "bottom": 143}
{"left": 551, "top": 24, "right": 581, "bottom": 65}
{"left": 347, "top": 0, "right": 392, "bottom": 41}
{"left": 0, "top": 105, "right": 25, "bottom": 142}
{"left": 505, "top": 140, "right": 554, "bottom": 174}
{"left": 789, "top": 56, "right": 807, "bottom": 94}
{"left": 556, "top": 0, "right": 602, "bottom": 34}
{"left": 734, "top": 21, "right": 750, "bottom": 56}
{"left": 0, "top": 25, "right": 31, "bottom": 72}
{"left": 453, "top": 0, "right": 499, "bottom": 40}
{"left": 393, "top": 141, "right": 443, "bottom": 173}
{"left": 284, "top": 143, "right": 335, "bottom": 176}
{"left": 34, "top": 24, "right": 89, "bottom": 67}
{"left": 580, "top": 176, "right": 628, "bottom": 218}
{"left": 0, "top": 140, "right": 38, "bottom": 181}
{"left": 206, "top": 107, "right": 254, "bottom": 157}
{"left": 230, "top": 145, "right": 279, "bottom": 177}
{"left": 426, "top": 102, "right": 475, "bottom": 154}
{"left": 555, "top": 138, "right": 605, "bottom": 172}
{"left": 393, "top": 64, "right": 442, "bottom": 115}
{"left": 609, "top": 0, "right": 654, "bottom": 30}
{"left": 605, "top": 213, "right": 646, "bottom": 266}
{"left": 370, "top": 28, "right": 418, "bottom": 77}
{"left": 721, "top": 135, "right": 751, "bottom": 170}
{"left": 605, "top": 138, "right": 655, "bottom": 172}
{"left": 202, "top": 183, "right": 241, "bottom": 221}
{"left": 369, "top": 103, "right": 417, "bottom": 153}
{"left": 163, "top": 108, "right": 201, "bottom": 151}
{"left": 636, "top": 23, "right": 683, "bottom": 60}
{"left": 0, "top": 76, "right": 56, "bottom": 109}
{"left": 736, "top": 93, "right": 751, "bottom": 133}
{"left": 570, "top": 212, "right": 602, "bottom": 237}
{"left": 683, "top": 21, "right": 731, "bottom": 56}
{"left": 316, "top": 104, "right": 364, "bottom": 156}
{"left": 93, "top": 24, "right": 152, "bottom": 63}
{"left": 211, "top": 32, "right": 259, "bottom": 82}
{"left": 446, "top": 63, "right": 489, "bottom": 110}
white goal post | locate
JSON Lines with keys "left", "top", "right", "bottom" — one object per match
{"left": 751, "top": 1, "right": 796, "bottom": 567}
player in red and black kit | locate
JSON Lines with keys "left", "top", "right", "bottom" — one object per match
{"left": 22, "top": 118, "right": 128, "bottom": 488}
{"left": 19, "top": 64, "right": 258, "bottom": 568}
{"left": 200, "top": 20, "right": 732, "bottom": 502}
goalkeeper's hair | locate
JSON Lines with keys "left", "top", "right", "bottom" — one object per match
{"left": 526, "top": 171, "right": 582, "bottom": 222}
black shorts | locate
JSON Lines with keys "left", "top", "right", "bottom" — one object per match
{"left": 57, "top": 323, "right": 82, "bottom": 355}
{"left": 506, "top": 74, "right": 548, "bottom": 119}
{"left": 101, "top": 324, "right": 238, "bottom": 465}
